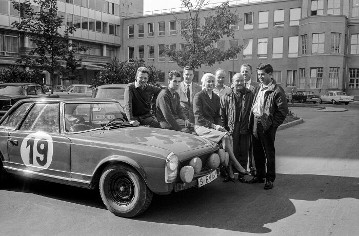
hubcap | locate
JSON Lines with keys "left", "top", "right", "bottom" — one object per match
{"left": 109, "top": 174, "right": 134, "bottom": 204}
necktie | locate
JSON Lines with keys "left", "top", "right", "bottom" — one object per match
{"left": 186, "top": 85, "right": 190, "bottom": 103}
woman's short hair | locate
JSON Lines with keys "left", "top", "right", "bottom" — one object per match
{"left": 201, "top": 73, "right": 215, "bottom": 87}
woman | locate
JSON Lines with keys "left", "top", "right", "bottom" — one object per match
{"left": 193, "top": 73, "right": 249, "bottom": 182}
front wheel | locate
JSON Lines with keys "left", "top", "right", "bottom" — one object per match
{"left": 332, "top": 100, "right": 336, "bottom": 105}
{"left": 345, "top": 102, "right": 349, "bottom": 105}
{"left": 99, "top": 164, "right": 153, "bottom": 218}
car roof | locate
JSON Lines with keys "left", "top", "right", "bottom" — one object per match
{"left": 69, "top": 84, "right": 91, "bottom": 86}
{"left": 18, "top": 97, "right": 119, "bottom": 103}
{"left": 97, "top": 84, "right": 127, "bottom": 88}
{"left": 0, "top": 83, "right": 40, "bottom": 86}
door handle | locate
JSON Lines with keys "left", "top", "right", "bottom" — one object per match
{"left": 8, "top": 139, "right": 18, "bottom": 146}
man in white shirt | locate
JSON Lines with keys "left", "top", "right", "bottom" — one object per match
{"left": 213, "top": 68, "right": 231, "bottom": 97}
{"left": 249, "top": 63, "right": 288, "bottom": 190}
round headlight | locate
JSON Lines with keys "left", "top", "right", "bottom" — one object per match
{"left": 180, "top": 166, "right": 194, "bottom": 183}
{"left": 166, "top": 153, "right": 178, "bottom": 171}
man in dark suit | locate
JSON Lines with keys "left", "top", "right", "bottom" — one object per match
{"left": 240, "top": 63, "right": 259, "bottom": 93}
{"left": 177, "top": 66, "right": 202, "bottom": 126}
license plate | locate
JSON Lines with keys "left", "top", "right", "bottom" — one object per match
{"left": 198, "top": 170, "right": 217, "bottom": 187}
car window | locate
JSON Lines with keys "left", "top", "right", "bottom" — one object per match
{"left": 0, "top": 85, "right": 24, "bottom": 95}
{"left": 336, "top": 92, "right": 345, "bottom": 95}
{"left": 95, "top": 87, "right": 125, "bottom": 100}
{"left": 20, "top": 103, "right": 60, "bottom": 133}
{"left": 0, "top": 103, "right": 32, "bottom": 130}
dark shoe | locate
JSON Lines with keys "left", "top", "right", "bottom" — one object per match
{"left": 223, "top": 176, "right": 235, "bottom": 183}
{"left": 238, "top": 176, "right": 246, "bottom": 183}
{"left": 264, "top": 180, "right": 274, "bottom": 190}
{"left": 246, "top": 176, "right": 265, "bottom": 184}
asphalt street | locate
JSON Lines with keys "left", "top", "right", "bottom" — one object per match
{"left": 0, "top": 103, "right": 358, "bottom": 236}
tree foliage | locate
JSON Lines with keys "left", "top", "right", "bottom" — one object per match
{"left": 165, "top": 0, "right": 242, "bottom": 69}
{"left": 93, "top": 58, "right": 164, "bottom": 87}
{"left": 11, "top": 0, "right": 85, "bottom": 91}
{"left": 0, "top": 65, "right": 44, "bottom": 84}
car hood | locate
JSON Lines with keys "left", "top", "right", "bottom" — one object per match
{"left": 69, "top": 126, "right": 217, "bottom": 159}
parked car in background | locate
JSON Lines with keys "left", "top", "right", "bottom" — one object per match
{"left": 0, "top": 98, "right": 221, "bottom": 217}
{"left": 0, "top": 83, "right": 59, "bottom": 117}
{"left": 301, "top": 91, "right": 320, "bottom": 104}
{"left": 92, "top": 84, "right": 127, "bottom": 106}
{"left": 291, "top": 91, "right": 307, "bottom": 103}
{"left": 54, "top": 84, "right": 92, "bottom": 98}
{"left": 319, "top": 91, "right": 354, "bottom": 105}
{"left": 284, "top": 86, "right": 297, "bottom": 103}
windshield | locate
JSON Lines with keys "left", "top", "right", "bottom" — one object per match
{"left": 0, "top": 85, "right": 25, "bottom": 95}
{"left": 95, "top": 87, "right": 125, "bottom": 100}
{"left": 64, "top": 102, "right": 127, "bottom": 132}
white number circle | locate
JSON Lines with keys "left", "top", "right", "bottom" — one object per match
{"left": 20, "top": 132, "right": 54, "bottom": 169}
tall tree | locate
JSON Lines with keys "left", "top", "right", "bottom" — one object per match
{"left": 11, "top": 0, "right": 85, "bottom": 92}
{"left": 165, "top": 0, "right": 242, "bottom": 69}
{"left": 93, "top": 58, "right": 164, "bottom": 87}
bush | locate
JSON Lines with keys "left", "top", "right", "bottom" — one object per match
{"left": 0, "top": 65, "right": 44, "bottom": 84}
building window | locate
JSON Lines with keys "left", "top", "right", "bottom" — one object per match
{"left": 273, "top": 71, "right": 282, "bottom": 84}
{"left": 272, "top": 37, "right": 283, "bottom": 58}
{"left": 115, "top": 25, "right": 120, "bottom": 36}
{"left": 66, "top": 0, "right": 74, "bottom": 4}
{"left": 274, "top": 9, "right": 284, "bottom": 27}
{"left": 73, "top": 0, "right": 81, "bottom": 6}
{"left": 138, "top": 24, "right": 144, "bottom": 38}
{"left": 89, "top": 0, "right": 95, "bottom": 10}
{"left": 287, "top": 70, "right": 298, "bottom": 86}
{"left": 310, "top": 67, "right": 323, "bottom": 89}
{"left": 158, "top": 21, "right": 165, "bottom": 36}
{"left": 301, "top": 34, "right": 308, "bottom": 55}
{"left": 350, "top": 34, "right": 359, "bottom": 54}
{"left": 67, "top": 14, "right": 73, "bottom": 27}
{"left": 311, "top": 0, "right": 324, "bottom": 16}
{"left": 58, "top": 11, "right": 66, "bottom": 26}
{"left": 109, "top": 24, "right": 115, "bottom": 35}
{"left": 257, "top": 38, "right": 268, "bottom": 58}
{"left": 169, "top": 44, "right": 176, "bottom": 62}
{"left": 299, "top": 68, "right": 306, "bottom": 89}
{"left": 312, "top": 33, "right": 325, "bottom": 54}
{"left": 128, "top": 25, "right": 134, "bottom": 38}
{"left": 108, "top": 2, "right": 115, "bottom": 15}
{"left": 352, "top": 0, "right": 359, "bottom": 17}
{"left": 106, "top": 46, "right": 116, "bottom": 58}
{"left": 181, "top": 19, "right": 189, "bottom": 34}
{"left": 330, "top": 32, "right": 340, "bottom": 53}
{"left": 73, "top": 15, "right": 81, "bottom": 29}
{"left": 148, "top": 23, "right": 154, "bottom": 37}
{"left": 96, "top": 21, "right": 102, "bottom": 33}
{"left": 349, "top": 68, "right": 359, "bottom": 88}
{"left": 158, "top": 44, "right": 165, "bottom": 62}
{"left": 328, "top": 0, "right": 341, "bottom": 15}
{"left": 102, "top": 22, "right": 108, "bottom": 34}
{"left": 82, "top": 17, "right": 88, "bottom": 30}
{"left": 128, "top": 46, "right": 134, "bottom": 61}
{"left": 95, "top": 0, "right": 102, "bottom": 11}
{"left": 89, "top": 18, "right": 95, "bottom": 31}
{"left": 258, "top": 11, "right": 268, "bottom": 29}
{"left": 81, "top": 0, "right": 88, "bottom": 8}
{"left": 230, "top": 15, "right": 239, "bottom": 30}
{"left": 0, "top": 35, "right": 19, "bottom": 55}
{"left": 0, "top": 1, "right": 9, "bottom": 15}
{"left": 139, "top": 45, "right": 144, "bottom": 59}
{"left": 244, "top": 12, "right": 253, "bottom": 30}
{"left": 329, "top": 67, "right": 339, "bottom": 88}
{"left": 288, "top": 36, "right": 299, "bottom": 58}
{"left": 148, "top": 45, "right": 155, "bottom": 60}
{"left": 243, "top": 39, "right": 253, "bottom": 59}
{"left": 290, "top": 8, "right": 301, "bottom": 26}
{"left": 229, "top": 40, "right": 239, "bottom": 59}
{"left": 169, "top": 21, "right": 177, "bottom": 35}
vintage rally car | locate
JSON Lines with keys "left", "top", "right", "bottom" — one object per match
{"left": 0, "top": 83, "right": 59, "bottom": 117}
{"left": 0, "top": 98, "right": 222, "bottom": 217}
{"left": 319, "top": 90, "right": 354, "bottom": 105}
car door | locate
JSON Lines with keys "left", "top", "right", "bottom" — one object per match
{"left": 7, "top": 102, "right": 72, "bottom": 179}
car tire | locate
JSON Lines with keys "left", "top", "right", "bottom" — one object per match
{"left": 0, "top": 162, "right": 9, "bottom": 189}
{"left": 99, "top": 164, "right": 153, "bottom": 218}
{"left": 300, "top": 99, "right": 305, "bottom": 103}
{"left": 332, "top": 100, "right": 336, "bottom": 105}
{"left": 319, "top": 99, "right": 322, "bottom": 104}
{"left": 345, "top": 102, "right": 349, "bottom": 105}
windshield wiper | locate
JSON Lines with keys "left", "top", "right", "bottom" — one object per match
{"left": 102, "top": 117, "right": 132, "bottom": 129}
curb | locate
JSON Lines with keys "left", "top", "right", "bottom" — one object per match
{"left": 278, "top": 118, "right": 304, "bottom": 131}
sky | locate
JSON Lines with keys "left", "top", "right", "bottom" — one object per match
{"left": 143, "top": 0, "right": 228, "bottom": 13}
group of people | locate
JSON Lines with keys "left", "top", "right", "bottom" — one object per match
{"left": 124, "top": 63, "right": 288, "bottom": 190}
